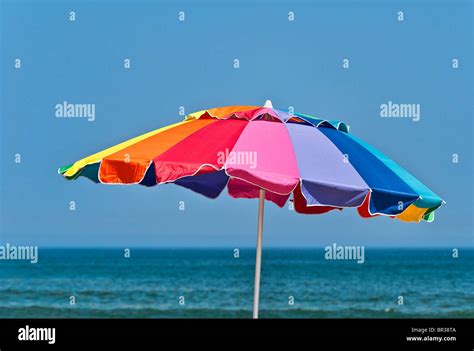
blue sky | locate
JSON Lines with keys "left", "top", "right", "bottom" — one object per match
{"left": 1, "top": 0, "right": 472, "bottom": 247}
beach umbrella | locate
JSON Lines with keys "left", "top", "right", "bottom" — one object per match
{"left": 58, "top": 100, "right": 443, "bottom": 318}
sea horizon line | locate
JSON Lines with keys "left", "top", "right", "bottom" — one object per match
{"left": 4, "top": 245, "right": 473, "bottom": 250}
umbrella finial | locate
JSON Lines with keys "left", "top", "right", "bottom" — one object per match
{"left": 263, "top": 100, "right": 273, "bottom": 108}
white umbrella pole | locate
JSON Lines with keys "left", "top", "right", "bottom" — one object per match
{"left": 253, "top": 188, "right": 265, "bottom": 319}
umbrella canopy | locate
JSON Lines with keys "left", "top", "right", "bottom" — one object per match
{"left": 59, "top": 101, "right": 443, "bottom": 223}
{"left": 59, "top": 100, "right": 443, "bottom": 318}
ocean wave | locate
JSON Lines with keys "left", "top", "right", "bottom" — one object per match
{"left": 1, "top": 305, "right": 472, "bottom": 318}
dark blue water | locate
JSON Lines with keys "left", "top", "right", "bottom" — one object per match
{"left": 0, "top": 248, "right": 472, "bottom": 318}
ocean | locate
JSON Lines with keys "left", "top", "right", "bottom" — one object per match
{"left": 0, "top": 248, "right": 473, "bottom": 318}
